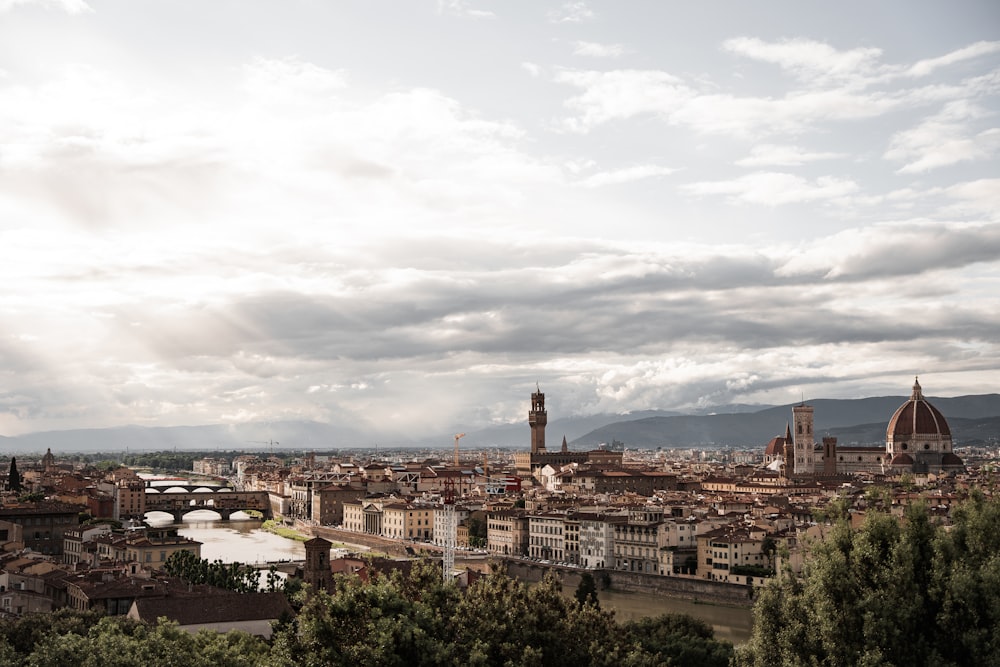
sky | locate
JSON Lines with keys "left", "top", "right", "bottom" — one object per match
{"left": 1, "top": 0, "right": 998, "bottom": 441}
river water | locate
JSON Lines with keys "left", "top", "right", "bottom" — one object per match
{"left": 145, "top": 510, "right": 306, "bottom": 564}
{"left": 146, "top": 510, "right": 752, "bottom": 644}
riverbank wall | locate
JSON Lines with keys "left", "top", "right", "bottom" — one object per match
{"left": 503, "top": 561, "right": 754, "bottom": 607}
{"left": 304, "top": 525, "right": 413, "bottom": 557}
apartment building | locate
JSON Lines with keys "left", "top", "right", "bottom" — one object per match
{"left": 697, "top": 525, "right": 768, "bottom": 582}
{"left": 486, "top": 509, "right": 528, "bottom": 557}
{"left": 614, "top": 519, "right": 662, "bottom": 574}
{"left": 528, "top": 512, "right": 567, "bottom": 561}
{"left": 577, "top": 511, "right": 627, "bottom": 569}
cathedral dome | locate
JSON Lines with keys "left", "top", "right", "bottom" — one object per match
{"left": 763, "top": 423, "right": 793, "bottom": 458}
{"left": 886, "top": 377, "right": 951, "bottom": 440}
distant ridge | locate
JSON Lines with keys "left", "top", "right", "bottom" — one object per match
{"left": 569, "top": 394, "right": 1000, "bottom": 449}
{"left": 1, "top": 394, "right": 997, "bottom": 454}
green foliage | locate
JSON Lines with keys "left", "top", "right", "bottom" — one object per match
{"left": 619, "top": 614, "right": 734, "bottom": 667}
{"left": 736, "top": 492, "right": 1000, "bottom": 667}
{"left": 163, "top": 551, "right": 262, "bottom": 594}
{"left": 261, "top": 519, "right": 309, "bottom": 542}
{"left": 466, "top": 516, "right": 488, "bottom": 548}
{"left": 1, "top": 560, "right": 734, "bottom": 666}
{"left": 18, "top": 615, "right": 269, "bottom": 667}
{"left": 574, "top": 571, "right": 600, "bottom": 608}
{"left": 120, "top": 452, "right": 201, "bottom": 473}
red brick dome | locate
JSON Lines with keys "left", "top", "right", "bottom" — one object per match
{"left": 889, "top": 453, "right": 914, "bottom": 466}
{"left": 886, "top": 377, "right": 951, "bottom": 440}
{"left": 941, "top": 452, "right": 964, "bottom": 466}
{"left": 764, "top": 423, "right": 793, "bottom": 457}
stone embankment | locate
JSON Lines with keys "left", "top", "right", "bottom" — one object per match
{"left": 500, "top": 561, "right": 754, "bottom": 607}
{"left": 299, "top": 524, "right": 754, "bottom": 607}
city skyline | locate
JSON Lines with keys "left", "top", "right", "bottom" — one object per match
{"left": 1, "top": 1, "right": 998, "bottom": 438}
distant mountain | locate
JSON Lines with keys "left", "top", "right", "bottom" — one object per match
{"left": 0, "top": 420, "right": 372, "bottom": 455}
{"left": 570, "top": 394, "right": 1000, "bottom": 449}
{"left": 2, "top": 395, "right": 997, "bottom": 454}
{"left": 417, "top": 410, "right": 685, "bottom": 449}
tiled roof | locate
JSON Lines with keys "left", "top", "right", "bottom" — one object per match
{"left": 130, "top": 591, "right": 293, "bottom": 626}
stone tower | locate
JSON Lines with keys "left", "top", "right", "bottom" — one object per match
{"left": 302, "top": 536, "right": 333, "bottom": 593}
{"left": 822, "top": 437, "right": 838, "bottom": 475}
{"left": 529, "top": 386, "right": 547, "bottom": 454}
{"left": 792, "top": 403, "right": 815, "bottom": 474}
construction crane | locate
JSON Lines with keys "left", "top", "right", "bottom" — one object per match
{"left": 247, "top": 440, "right": 279, "bottom": 455}
{"left": 453, "top": 433, "right": 466, "bottom": 467}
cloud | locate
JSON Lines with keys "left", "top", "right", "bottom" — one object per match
{"left": 578, "top": 164, "right": 677, "bottom": 187}
{"left": 5, "top": 221, "right": 999, "bottom": 434}
{"left": 521, "top": 62, "right": 542, "bottom": 78}
{"left": 548, "top": 1, "right": 594, "bottom": 23}
{"left": 906, "top": 40, "right": 1000, "bottom": 78}
{"left": 555, "top": 39, "right": 997, "bottom": 137}
{"left": 554, "top": 68, "right": 693, "bottom": 132}
{"left": 573, "top": 41, "right": 627, "bottom": 58}
{"left": 942, "top": 178, "right": 1000, "bottom": 220}
{"left": 555, "top": 66, "right": 906, "bottom": 136}
{"left": 682, "top": 172, "right": 858, "bottom": 206}
{"left": 2, "top": 14, "right": 998, "bottom": 437}
{"left": 0, "top": 59, "right": 561, "bottom": 236}
{"left": 436, "top": 0, "right": 495, "bottom": 19}
{"left": 0, "top": 0, "right": 91, "bottom": 13}
{"left": 242, "top": 56, "right": 347, "bottom": 99}
{"left": 735, "top": 144, "right": 846, "bottom": 167}
{"left": 723, "top": 37, "right": 884, "bottom": 85}
{"left": 884, "top": 100, "right": 1000, "bottom": 173}
{"left": 776, "top": 220, "right": 1000, "bottom": 280}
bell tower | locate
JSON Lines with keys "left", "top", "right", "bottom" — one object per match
{"left": 303, "top": 536, "right": 333, "bottom": 593}
{"left": 792, "top": 403, "right": 815, "bottom": 474}
{"left": 529, "top": 386, "right": 547, "bottom": 454}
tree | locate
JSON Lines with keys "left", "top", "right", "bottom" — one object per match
{"left": 466, "top": 516, "right": 488, "bottom": 548}
{"left": 619, "top": 614, "right": 734, "bottom": 667}
{"left": 736, "top": 492, "right": 1000, "bottom": 666}
{"left": 163, "top": 552, "right": 261, "bottom": 594}
{"left": 8, "top": 458, "right": 21, "bottom": 493}
{"left": 760, "top": 535, "right": 777, "bottom": 570}
{"left": 574, "top": 571, "right": 599, "bottom": 608}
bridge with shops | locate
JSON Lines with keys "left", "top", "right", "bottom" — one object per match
{"left": 144, "top": 488, "right": 272, "bottom": 522}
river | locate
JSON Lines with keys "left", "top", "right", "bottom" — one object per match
{"left": 145, "top": 510, "right": 306, "bottom": 564}
{"left": 145, "top": 510, "right": 752, "bottom": 644}
{"left": 595, "top": 588, "right": 752, "bottom": 645}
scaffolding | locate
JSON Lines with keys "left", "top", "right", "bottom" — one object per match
{"left": 442, "top": 477, "right": 456, "bottom": 583}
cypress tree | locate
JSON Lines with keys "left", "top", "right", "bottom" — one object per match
{"left": 8, "top": 457, "right": 20, "bottom": 493}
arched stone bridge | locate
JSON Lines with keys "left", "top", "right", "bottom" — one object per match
{"left": 144, "top": 489, "right": 272, "bottom": 522}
